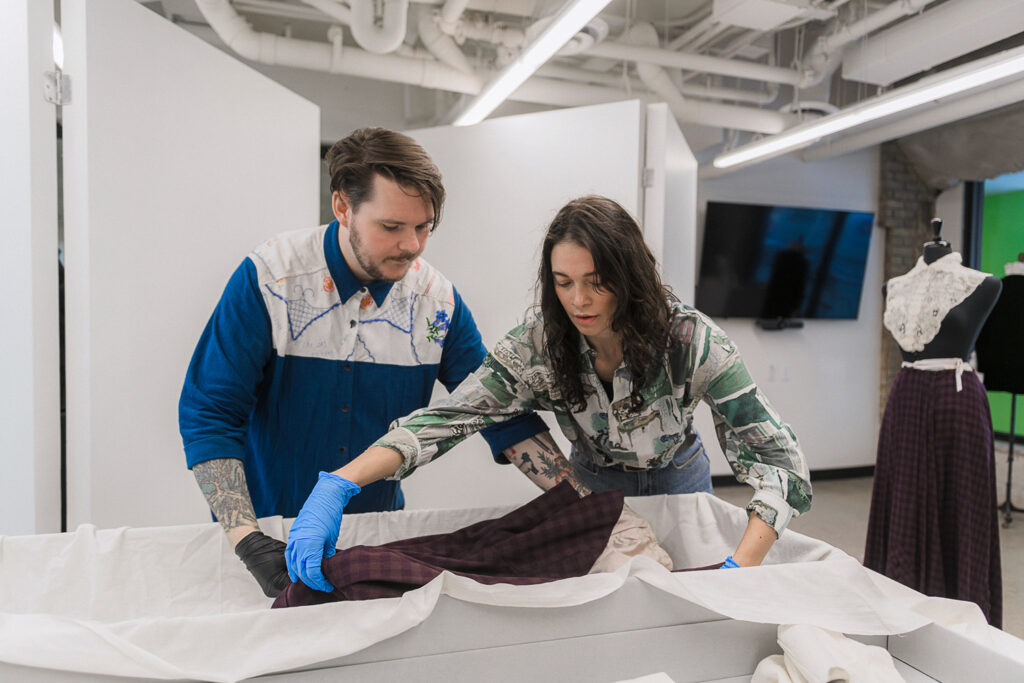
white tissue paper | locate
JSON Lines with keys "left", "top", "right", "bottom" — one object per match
{"left": 0, "top": 492, "right": 992, "bottom": 681}
{"left": 751, "top": 624, "right": 906, "bottom": 683}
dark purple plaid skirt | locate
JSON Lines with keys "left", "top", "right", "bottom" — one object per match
{"left": 864, "top": 367, "right": 1002, "bottom": 626}
{"left": 273, "top": 481, "right": 624, "bottom": 608}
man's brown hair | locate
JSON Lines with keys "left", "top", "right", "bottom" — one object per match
{"left": 325, "top": 128, "right": 445, "bottom": 231}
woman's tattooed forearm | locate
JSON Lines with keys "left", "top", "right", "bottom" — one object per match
{"left": 504, "top": 432, "right": 591, "bottom": 495}
{"left": 192, "top": 458, "right": 259, "bottom": 535}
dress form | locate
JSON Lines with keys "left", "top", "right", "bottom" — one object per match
{"left": 866, "top": 217, "right": 1004, "bottom": 625}
{"left": 882, "top": 219, "right": 1001, "bottom": 361}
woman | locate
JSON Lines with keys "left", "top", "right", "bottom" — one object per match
{"left": 286, "top": 196, "right": 812, "bottom": 592}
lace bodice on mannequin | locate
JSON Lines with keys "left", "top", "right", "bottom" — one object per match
{"left": 883, "top": 252, "right": 988, "bottom": 352}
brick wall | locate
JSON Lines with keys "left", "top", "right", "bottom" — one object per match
{"left": 877, "top": 142, "right": 938, "bottom": 420}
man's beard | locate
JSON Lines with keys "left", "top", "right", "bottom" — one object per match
{"left": 349, "top": 224, "right": 416, "bottom": 283}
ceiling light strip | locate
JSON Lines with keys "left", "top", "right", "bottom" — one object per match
{"left": 452, "top": 0, "right": 613, "bottom": 126}
{"left": 713, "top": 44, "right": 1024, "bottom": 169}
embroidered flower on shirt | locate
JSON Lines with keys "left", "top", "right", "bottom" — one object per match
{"left": 322, "top": 276, "right": 335, "bottom": 293}
{"left": 425, "top": 310, "right": 450, "bottom": 346}
{"left": 360, "top": 293, "right": 374, "bottom": 310}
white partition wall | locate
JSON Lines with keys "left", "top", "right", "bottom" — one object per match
{"left": 644, "top": 103, "right": 699, "bottom": 304}
{"left": 1, "top": 1, "right": 61, "bottom": 535}
{"left": 400, "top": 100, "right": 651, "bottom": 510}
{"left": 61, "top": 0, "right": 320, "bottom": 528}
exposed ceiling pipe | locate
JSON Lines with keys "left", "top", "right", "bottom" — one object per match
{"left": 349, "top": 0, "right": 409, "bottom": 54}
{"left": 418, "top": 9, "right": 476, "bottom": 74}
{"left": 537, "top": 64, "right": 778, "bottom": 105}
{"left": 442, "top": 14, "right": 527, "bottom": 49}
{"left": 440, "top": 0, "right": 471, "bottom": 29}
{"left": 621, "top": 23, "right": 792, "bottom": 135}
{"left": 512, "top": 76, "right": 792, "bottom": 133}
{"left": 687, "top": 23, "right": 736, "bottom": 54}
{"left": 195, "top": 0, "right": 481, "bottom": 90}
{"left": 799, "top": 0, "right": 940, "bottom": 88}
{"left": 668, "top": 14, "right": 716, "bottom": 51}
{"left": 800, "top": 77, "right": 1024, "bottom": 162}
{"left": 585, "top": 40, "right": 803, "bottom": 86}
{"left": 194, "top": 0, "right": 791, "bottom": 134}
{"left": 299, "top": 0, "right": 351, "bottom": 25}
{"left": 241, "top": 0, "right": 541, "bottom": 24}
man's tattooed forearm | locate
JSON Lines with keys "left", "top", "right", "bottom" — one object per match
{"left": 193, "top": 458, "right": 259, "bottom": 534}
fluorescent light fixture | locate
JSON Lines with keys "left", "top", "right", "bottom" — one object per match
{"left": 453, "top": 0, "right": 613, "bottom": 126}
{"left": 53, "top": 24, "right": 64, "bottom": 70}
{"left": 713, "top": 44, "right": 1024, "bottom": 169}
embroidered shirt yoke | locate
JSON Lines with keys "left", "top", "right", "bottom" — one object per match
{"left": 179, "top": 221, "right": 545, "bottom": 518}
{"left": 377, "top": 303, "right": 812, "bottom": 534}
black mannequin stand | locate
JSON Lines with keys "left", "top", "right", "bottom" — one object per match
{"left": 1000, "top": 394, "right": 1023, "bottom": 525}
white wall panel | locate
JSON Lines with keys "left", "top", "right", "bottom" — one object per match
{"left": 644, "top": 102, "right": 699, "bottom": 305}
{"left": 0, "top": 1, "right": 61, "bottom": 535}
{"left": 61, "top": 0, "right": 319, "bottom": 528}
{"left": 400, "top": 100, "right": 646, "bottom": 510}
{"left": 694, "top": 149, "right": 883, "bottom": 476}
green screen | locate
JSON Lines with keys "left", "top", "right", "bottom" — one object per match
{"left": 981, "top": 189, "right": 1024, "bottom": 437}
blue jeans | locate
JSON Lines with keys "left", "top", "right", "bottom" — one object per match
{"left": 570, "top": 433, "right": 713, "bottom": 497}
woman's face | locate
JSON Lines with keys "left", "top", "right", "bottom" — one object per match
{"left": 550, "top": 240, "right": 618, "bottom": 344}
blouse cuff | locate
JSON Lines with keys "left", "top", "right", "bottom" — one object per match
{"left": 375, "top": 428, "right": 422, "bottom": 480}
{"left": 746, "top": 489, "right": 796, "bottom": 536}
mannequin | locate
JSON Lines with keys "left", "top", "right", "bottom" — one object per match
{"left": 975, "top": 252, "right": 1024, "bottom": 524}
{"left": 976, "top": 253, "right": 1024, "bottom": 392}
{"left": 881, "top": 219, "right": 1001, "bottom": 361}
{"left": 865, "top": 218, "right": 1003, "bottom": 627}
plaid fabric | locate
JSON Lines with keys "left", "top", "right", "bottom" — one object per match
{"left": 273, "top": 481, "right": 623, "bottom": 608}
{"left": 864, "top": 368, "right": 1002, "bottom": 626}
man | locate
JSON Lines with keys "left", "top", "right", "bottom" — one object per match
{"left": 179, "top": 128, "right": 553, "bottom": 597}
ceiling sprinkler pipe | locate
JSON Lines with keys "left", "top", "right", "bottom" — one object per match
{"left": 418, "top": 10, "right": 476, "bottom": 74}
{"left": 349, "top": 0, "right": 409, "bottom": 54}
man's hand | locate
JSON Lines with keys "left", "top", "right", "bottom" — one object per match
{"left": 234, "top": 531, "right": 291, "bottom": 597}
{"left": 285, "top": 472, "right": 361, "bottom": 593}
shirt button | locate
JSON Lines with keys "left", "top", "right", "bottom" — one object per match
{"left": 341, "top": 405, "right": 349, "bottom": 413}
{"left": 343, "top": 363, "right": 352, "bottom": 371}
{"left": 349, "top": 320, "right": 356, "bottom": 328}
{"left": 338, "top": 446, "right": 347, "bottom": 454}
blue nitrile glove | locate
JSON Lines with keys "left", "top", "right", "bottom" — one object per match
{"left": 719, "top": 555, "right": 741, "bottom": 569}
{"left": 285, "top": 471, "right": 361, "bottom": 592}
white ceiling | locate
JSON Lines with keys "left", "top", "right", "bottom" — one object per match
{"left": 140, "top": 0, "right": 1024, "bottom": 168}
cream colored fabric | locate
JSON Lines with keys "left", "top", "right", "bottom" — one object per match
{"left": 751, "top": 624, "right": 905, "bottom": 683}
{"left": 883, "top": 253, "right": 988, "bottom": 352}
{"left": 590, "top": 502, "right": 674, "bottom": 573}
{"left": 1006, "top": 261, "right": 1024, "bottom": 277}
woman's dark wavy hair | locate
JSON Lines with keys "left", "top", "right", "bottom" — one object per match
{"left": 538, "top": 195, "right": 677, "bottom": 412}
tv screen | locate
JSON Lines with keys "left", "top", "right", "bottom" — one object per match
{"left": 696, "top": 201, "right": 874, "bottom": 320}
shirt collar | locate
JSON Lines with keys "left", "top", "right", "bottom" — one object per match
{"left": 323, "top": 220, "right": 395, "bottom": 307}
{"left": 576, "top": 330, "right": 594, "bottom": 357}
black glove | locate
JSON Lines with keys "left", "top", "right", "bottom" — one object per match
{"left": 234, "top": 530, "right": 292, "bottom": 597}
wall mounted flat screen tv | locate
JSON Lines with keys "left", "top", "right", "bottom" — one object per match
{"left": 696, "top": 201, "right": 874, "bottom": 320}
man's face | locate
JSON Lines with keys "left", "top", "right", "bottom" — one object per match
{"left": 335, "top": 174, "right": 434, "bottom": 283}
